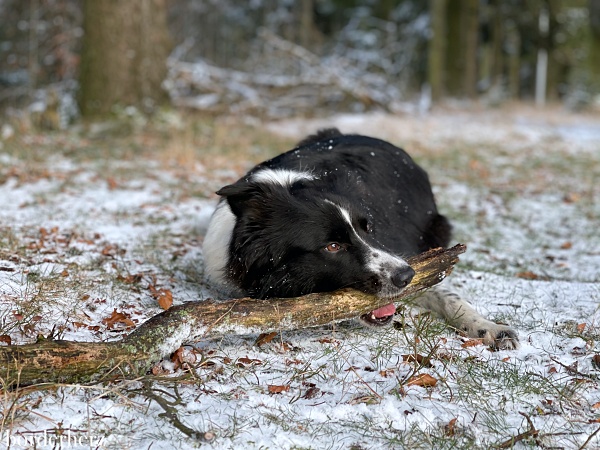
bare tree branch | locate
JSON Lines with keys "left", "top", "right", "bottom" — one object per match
{"left": 0, "top": 244, "right": 466, "bottom": 388}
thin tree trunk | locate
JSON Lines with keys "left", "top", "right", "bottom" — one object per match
{"left": 428, "top": 0, "right": 447, "bottom": 101}
{"left": 589, "top": 0, "right": 600, "bottom": 91}
{"left": 78, "top": 0, "right": 171, "bottom": 117}
{"left": 445, "top": 0, "right": 463, "bottom": 96}
{"left": 0, "top": 245, "right": 466, "bottom": 388}
{"left": 463, "top": 0, "right": 479, "bottom": 98}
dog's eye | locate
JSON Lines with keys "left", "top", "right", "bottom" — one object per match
{"left": 325, "top": 242, "right": 342, "bottom": 253}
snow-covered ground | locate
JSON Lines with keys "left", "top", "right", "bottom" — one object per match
{"left": 1, "top": 107, "right": 599, "bottom": 449}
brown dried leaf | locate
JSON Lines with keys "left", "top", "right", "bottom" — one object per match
{"left": 379, "top": 368, "right": 395, "bottom": 378}
{"left": 0, "top": 335, "right": 11, "bottom": 346}
{"left": 576, "top": 323, "right": 586, "bottom": 333}
{"left": 516, "top": 271, "right": 539, "bottom": 280}
{"left": 107, "top": 177, "right": 119, "bottom": 190}
{"left": 255, "top": 331, "right": 278, "bottom": 347}
{"left": 156, "top": 289, "right": 173, "bottom": 310}
{"left": 445, "top": 417, "right": 458, "bottom": 436}
{"left": 406, "top": 373, "right": 438, "bottom": 388}
{"left": 461, "top": 339, "right": 484, "bottom": 348}
{"left": 171, "top": 347, "right": 186, "bottom": 370}
{"left": 317, "top": 337, "right": 339, "bottom": 345}
{"left": 563, "top": 193, "right": 580, "bottom": 203}
{"left": 117, "top": 273, "right": 143, "bottom": 284}
{"left": 302, "top": 386, "right": 321, "bottom": 399}
{"left": 402, "top": 353, "right": 432, "bottom": 367}
{"left": 267, "top": 384, "right": 290, "bottom": 394}
{"left": 237, "top": 357, "right": 262, "bottom": 366}
{"left": 102, "top": 309, "right": 136, "bottom": 329}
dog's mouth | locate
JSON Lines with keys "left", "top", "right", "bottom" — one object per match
{"left": 360, "top": 302, "right": 396, "bottom": 327}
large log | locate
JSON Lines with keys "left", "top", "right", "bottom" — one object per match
{"left": 0, "top": 244, "right": 466, "bottom": 387}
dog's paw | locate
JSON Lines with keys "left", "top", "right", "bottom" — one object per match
{"left": 464, "top": 320, "right": 520, "bottom": 350}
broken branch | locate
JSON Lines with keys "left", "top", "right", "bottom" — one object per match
{"left": 0, "top": 244, "right": 466, "bottom": 387}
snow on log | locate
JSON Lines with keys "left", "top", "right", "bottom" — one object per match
{"left": 0, "top": 244, "right": 466, "bottom": 387}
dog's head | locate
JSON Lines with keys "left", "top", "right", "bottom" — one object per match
{"left": 216, "top": 169, "right": 414, "bottom": 326}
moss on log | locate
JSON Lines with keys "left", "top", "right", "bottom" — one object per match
{"left": 0, "top": 244, "right": 466, "bottom": 387}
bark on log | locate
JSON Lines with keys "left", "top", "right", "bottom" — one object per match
{"left": 0, "top": 244, "right": 466, "bottom": 387}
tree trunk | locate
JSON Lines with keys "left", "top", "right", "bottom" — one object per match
{"left": 428, "top": 0, "right": 448, "bottom": 101}
{"left": 463, "top": 0, "right": 479, "bottom": 98}
{"left": 507, "top": 22, "right": 521, "bottom": 99}
{"left": 78, "top": 0, "right": 171, "bottom": 117}
{"left": 445, "top": 0, "right": 463, "bottom": 96}
{"left": 0, "top": 245, "right": 466, "bottom": 388}
{"left": 589, "top": 0, "right": 600, "bottom": 91}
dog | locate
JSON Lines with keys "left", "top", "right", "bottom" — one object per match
{"left": 203, "top": 128, "right": 518, "bottom": 350}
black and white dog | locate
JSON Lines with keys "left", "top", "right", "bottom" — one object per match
{"left": 203, "top": 129, "right": 518, "bottom": 349}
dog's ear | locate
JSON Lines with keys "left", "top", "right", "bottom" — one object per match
{"left": 216, "top": 181, "right": 266, "bottom": 217}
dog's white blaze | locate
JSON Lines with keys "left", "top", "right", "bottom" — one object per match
{"left": 333, "top": 203, "right": 411, "bottom": 276}
{"left": 251, "top": 168, "right": 314, "bottom": 186}
{"left": 202, "top": 201, "right": 236, "bottom": 288}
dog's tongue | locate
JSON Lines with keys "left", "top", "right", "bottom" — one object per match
{"left": 371, "top": 303, "right": 396, "bottom": 318}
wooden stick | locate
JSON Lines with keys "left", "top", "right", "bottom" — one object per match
{"left": 0, "top": 244, "right": 466, "bottom": 387}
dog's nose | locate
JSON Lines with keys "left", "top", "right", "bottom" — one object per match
{"left": 391, "top": 266, "right": 415, "bottom": 289}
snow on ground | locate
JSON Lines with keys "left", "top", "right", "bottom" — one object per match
{"left": 0, "top": 107, "right": 599, "bottom": 449}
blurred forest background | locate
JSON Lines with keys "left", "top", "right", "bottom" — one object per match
{"left": 0, "top": 0, "right": 599, "bottom": 129}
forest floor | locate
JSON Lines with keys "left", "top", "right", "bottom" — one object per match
{"left": 1, "top": 104, "right": 599, "bottom": 449}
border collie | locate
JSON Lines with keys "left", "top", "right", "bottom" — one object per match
{"left": 203, "top": 129, "right": 518, "bottom": 350}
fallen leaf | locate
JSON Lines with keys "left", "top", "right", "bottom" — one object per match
{"left": 445, "top": 417, "right": 458, "bottom": 436}
{"left": 117, "top": 273, "right": 143, "bottom": 284}
{"left": 171, "top": 347, "right": 186, "bottom": 370}
{"left": 563, "top": 192, "right": 580, "bottom": 203}
{"left": 461, "top": 339, "right": 484, "bottom": 348}
{"left": 255, "top": 331, "right": 277, "bottom": 347}
{"left": 156, "top": 289, "right": 173, "bottom": 310}
{"left": 560, "top": 241, "right": 573, "bottom": 250}
{"left": 317, "top": 337, "right": 339, "bottom": 345}
{"left": 151, "top": 363, "right": 170, "bottom": 376}
{"left": 406, "top": 373, "right": 438, "bottom": 388}
{"left": 379, "top": 368, "right": 395, "bottom": 378}
{"left": 577, "top": 323, "right": 586, "bottom": 333}
{"left": 102, "top": 309, "right": 136, "bottom": 329}
{"left": 107, "top": 177, "right": 119, "bottom": 190}
{"left": 516, "top": 271, "right": 539, "bottom": 280}
{"left": 592, "top": 402, "right": 600, "bottom": 409}
{"left": 237, "top": 357, "right": 261, "bottom": 366}
{"left": 0, "top": 335, "right": 11, "bottom": 345}
{"left": 592, "top": 355, "right": 600, "bottom": 370}
{"left": 285, "top": 358, "right": 303, "bottom": 366}
{"left": 302, "top": 386, "right": 321, "bottom": 399}
{"left": 267, "top": 384, "right": 290, "bottom": 394}
{"left": 402, "top": 353, "right": 432, "bottom": 367}
{"left": 101, "top": 244, "right": 124, "bottom": 257}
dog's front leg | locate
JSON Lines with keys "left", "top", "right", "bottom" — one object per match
{"left": 412, "top": 287, "right": 519, "bottom": 350}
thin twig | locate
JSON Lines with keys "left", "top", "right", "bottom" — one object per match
{"left": 579, "top": 426, "right": 600, "bottom": 450}
{"left": 495, "top": 412, "right": 538, "bottom": 449}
